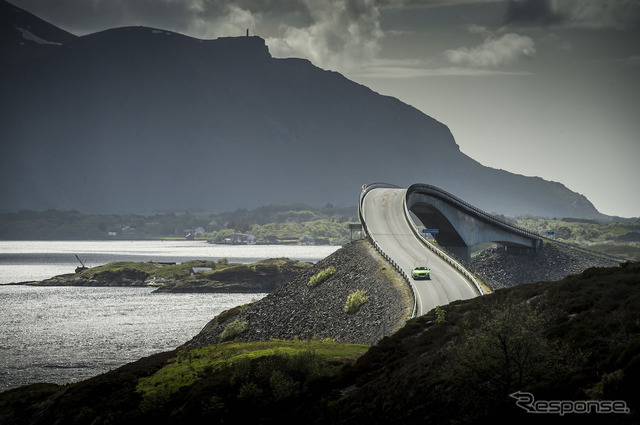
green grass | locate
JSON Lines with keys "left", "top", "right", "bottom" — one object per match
{"left": 77, "top": 261, "right": 159, "bottom": 277}
{"left": 308, "top": 266, "right": 336, "bottom": 287}
{"left": 77, "top": 260, "right": 220, "bottom": 280}
{"left": 220, "top": 319, "right": 248, "bottom": 341}
{"left": 75, "top": 257, "right": 310, "bottom": 283}
{"left": 585, "top": 244, "right": 640, "bottom": 261}
{"left": 136, "top": 339, "right": 368, "bottom": 410}
{"left": 344, "top": 289, "right": 368, "bottom": 313}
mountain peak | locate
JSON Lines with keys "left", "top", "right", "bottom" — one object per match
{"left": 0, "top": 0, "right": 76, "bottom": 64}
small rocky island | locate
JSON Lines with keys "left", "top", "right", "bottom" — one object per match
{"left": 21, "top": 258, "right": 313, "bottom": 293}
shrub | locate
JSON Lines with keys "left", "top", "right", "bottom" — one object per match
{"left": 269, "top": 370, "right": 299, "bottom": 401}
{"left": 435, "top": 306, "right": 446, "bottom": 323}
{"left": 344, "top": 289, "right": 368, "bottom": 313}
{"left": 308, "top": 266, "right": 336, "bottom": 287}
{"left": 237, "top": 381, "right": 263, "bottom": 400}
{"left": 220, "top": 319, "right": 247, "bottom": 342}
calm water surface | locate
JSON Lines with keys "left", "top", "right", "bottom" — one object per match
{"left": 0, "top": 241, "right": 339, "bottom": 392}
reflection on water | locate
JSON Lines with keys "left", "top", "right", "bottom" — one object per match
{"left": 0, "top": 285, "right": 264, "bottom": 392}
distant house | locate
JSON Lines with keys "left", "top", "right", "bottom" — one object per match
{"left": 190, "top": 267, "right": 212, "bottom": 276}
{"left": 299, "top": 235, "right": 315, "bottom": 245}
{"left": 223, "top": 233, "right": 257, "bottom": 245}
{"left": 263, "top": 235, "right": 281, "bottom": 244}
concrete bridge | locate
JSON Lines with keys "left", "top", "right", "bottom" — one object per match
{"left": 406, "top": 183, "right": 543, "bottom": 262}
{"left": 359, "top": 183, "right": 543, "bottom": 316}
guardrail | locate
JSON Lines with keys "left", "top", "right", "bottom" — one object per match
{"left": 359, "top": 183, "right": 418, "bottom": 319}
{"left": 407, "top": 183, "right": 542, "bottom": 242}
{"left": 359, "top": 182, "right": 486, "bottom": 318}
{"left": 402, "top": 195, "right": 485, "bottom": 296}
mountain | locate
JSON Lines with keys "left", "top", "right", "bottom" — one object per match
{"left": 0, "top": 1, "right": 606, "bottom": 219}
{"left": 0, "top": 0, "right": 76, "bottom": 65}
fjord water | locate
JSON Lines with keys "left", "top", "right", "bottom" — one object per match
{"left": 0, "top": 241, "right": 339, "bottom": 392}
{"left": 0, "top": 286, "right": 263, "bottom": 392}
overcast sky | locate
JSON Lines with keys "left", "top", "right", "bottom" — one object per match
{"left": 11, "top": 0, "right": 640, "bottom": 217}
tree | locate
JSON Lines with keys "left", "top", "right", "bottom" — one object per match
{"left": 447, "top": 296, "right": 575, "bottom": 398}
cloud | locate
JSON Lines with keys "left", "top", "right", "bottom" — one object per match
{"left": 445, "top": 33, "right": 535, "bottom": 68}
{"left": 187, "top": 3, "right": 260, "bottom": 39}
{"left": 353, "top": 63, "right": 532, "bottom": 79}
{"left": 266, "top": 0, "right": 384, "bottom": 72}
{"left": 505, "top": 0, "right": 640, "bottom": 30}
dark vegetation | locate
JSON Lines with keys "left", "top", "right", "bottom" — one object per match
{"left": 2, "top": 261, "right": 638, "bottom": 424}
{"left": 333, "top": 261, "right": 640, "bottom": 425}
{"left": 0, "top": 204, "right": 358, "bottom": 243}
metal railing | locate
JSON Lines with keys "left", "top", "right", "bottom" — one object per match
{"left": 359, "top": 182, "right": 486, "bottom": 318}
{"left": 359, "top": 183, "right": 418, "bottom": 318}
{"left": 402, "top": 194, "right": 485, "bottom": 296}
{"left": 407, "top": 183, "right": 543, "bottom": 242}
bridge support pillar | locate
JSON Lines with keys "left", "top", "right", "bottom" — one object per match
{"left": 443, "top": 245, "right": 471, "bottom": 263}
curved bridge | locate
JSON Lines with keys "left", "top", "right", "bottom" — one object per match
{"left": 407, "top": 183, "right": 542, "bottom": 262}
{"left": 359, "top": 182, "right": 542, "bottom": 317}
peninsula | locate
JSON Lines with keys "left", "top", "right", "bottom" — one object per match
{"left": 19, "top": 258, "right": 313, "bottom": 293}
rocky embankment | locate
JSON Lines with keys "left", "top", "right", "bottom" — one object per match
{"left": 469, "top": 241, "right": 621, "bottom": 290}
{"left": 187, "top": 239, "right": 413, "bottom": 347}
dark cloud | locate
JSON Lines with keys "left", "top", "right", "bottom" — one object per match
{"left": 504, "top": 0, "right": 640, "bottom": 29}
{"left": 505, "top": 0, "right": 563, "bottom": 26}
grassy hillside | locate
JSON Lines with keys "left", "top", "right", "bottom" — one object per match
{"left": 516, "top": 217, "right": 640, "bottom": 261}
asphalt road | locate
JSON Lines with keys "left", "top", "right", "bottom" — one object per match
{"left": 361, "top": 187, "right": 480, "bottom": 316}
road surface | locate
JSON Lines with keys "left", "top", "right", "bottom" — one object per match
{"left": 361, "top": 187, "right": 479, "bottom": 316}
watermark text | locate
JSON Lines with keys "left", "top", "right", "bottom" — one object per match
{"left": 510, "top": 391, "right": 629, "bottom": 416}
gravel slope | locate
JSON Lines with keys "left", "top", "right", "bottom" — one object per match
{"left": 468, "top": 241, "right": 621, "bottom": 290}
{"left": 188, "top": 239, "right": 413, "bottom": 346}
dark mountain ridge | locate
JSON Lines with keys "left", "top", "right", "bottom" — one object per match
{"left": 0, "top": 1, "right": 606, "bottom": 219}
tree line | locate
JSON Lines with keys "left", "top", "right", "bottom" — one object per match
{"left": 0, "top": 204, "right": 358, "bottom": 241}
